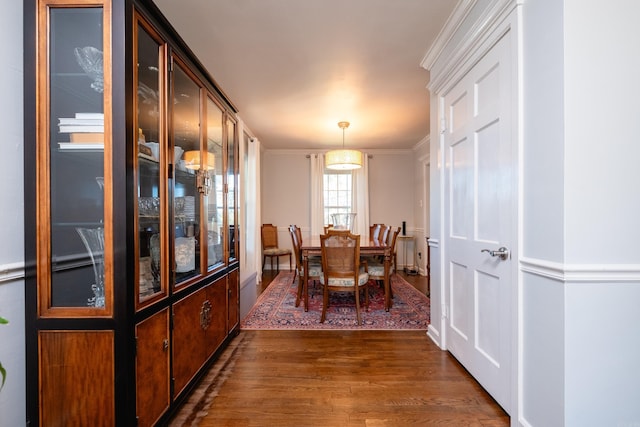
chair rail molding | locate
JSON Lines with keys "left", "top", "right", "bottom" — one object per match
{"left": 427, "top": 238, "right": 439, "bottom": 248}
{"left": 0, "top": 261, "right": 25, "bottom": 285}
{"left": 520, "top": 257, "right": 640, "bottom": 283}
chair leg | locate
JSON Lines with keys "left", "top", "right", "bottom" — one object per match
{"left": 364, "top": 284, "right": 369, "bottom": 311}
{"left": 320, "top": 285, "right": 329, "bottom": 323}
{"left": 356, "top": 285, "right": 362, "bottom": 325}
{"left": 289, "top": 254, "right": 292, "bottom": 271}
{"left": 295, "top": 274, "right": 303, "bottom": 307}
{"left": 262, "top": 255, "right": 266, "bottom": 273}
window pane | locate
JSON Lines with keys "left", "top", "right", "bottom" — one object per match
{"left": 323, "top": 171, "right": 352, "bottom": 226}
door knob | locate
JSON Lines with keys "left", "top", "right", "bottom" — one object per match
{"left": 481, "top": 247, "right": 509, "bottom": 261}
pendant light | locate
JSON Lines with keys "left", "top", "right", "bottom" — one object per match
{"left": 325, "top": 121, "right": 363, "bottom": 170}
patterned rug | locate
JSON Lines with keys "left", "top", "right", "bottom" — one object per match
{"left": 241, "top": 272, "right": 430, "bottom": 330}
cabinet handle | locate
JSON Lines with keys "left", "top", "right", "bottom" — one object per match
{"left": 200, "top": 300, "right": 212, "bottom": 330}
{"left": 162, "top": 339, "right": 169, "bottom": 352}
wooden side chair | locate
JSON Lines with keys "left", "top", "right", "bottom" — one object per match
{"left": 380, "top": 225, "right": 391, "bottom": 246}
{"left": 289, "top": 225, "right": 322, "bottom": 307}
{"left": 261, "top": 224, "right": 292, "bottom": 273}
{"left": 319, "top": 230, "right": 369, "bottom": 325}
{"left": 368, "top": 226, "right": 401, "bottom": 300}
{"left": 369, "top": 224, "right": 381, "bottom": 242}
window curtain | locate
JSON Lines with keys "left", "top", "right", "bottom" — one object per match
{"left": 248, "top": 137, "right": 261, "bottom": 284}
{"left": 352, "top": 153, "right": 369, "bottom": 236}
{"left": 310, "top": 153, "right": 325, "bottom": 236}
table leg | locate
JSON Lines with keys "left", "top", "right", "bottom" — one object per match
{"left": 303, "top": 253, "right": 309, "bottom": 312}
{"left": 384, "top": 251, "right": 391, "bottom": 311}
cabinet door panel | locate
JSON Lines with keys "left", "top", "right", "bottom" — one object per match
{"left": 227, "top": 269, "right": 239, "bottom": 333}
{"left": 136, "top": 308, "right": 170, "bottom": 427}
{"left": 135, "top": 15, "right": 167, "bottom": 308}
{"left": 207, "top": 277, "right": 228, "bottom": 356}
{"left": 38, "top": 3, "right": 113, "bottom": 316}
{"left": 205, "top": 96, "right": 224, "bottom": 271}
{"left": 39, "top": 331, "right": 115, "bottom": 426}
{"left": 225, "top": 118, "right": 237, "bottom": 264}
{"left": 171, "top": 59, "right": 202, "bottom": 287}
{"left": 172, "top": 287, "right": 206, "bottom": 395}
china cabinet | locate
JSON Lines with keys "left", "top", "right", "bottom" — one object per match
{"left": 24, "top": 0, "right": 240, "bottom": 425}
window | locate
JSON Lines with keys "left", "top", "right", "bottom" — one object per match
{"left": 323, "top": 171, "right": 352, "bottom": 225}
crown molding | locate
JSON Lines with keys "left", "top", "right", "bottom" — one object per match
{"left": 413, "top": 134, "right": 429, "bottom": 152}
{"left": 421, "top": 0, "right": 477, "bottom": 71}
{"left": 424, "top": 0, "right": 521, "bottom": 94}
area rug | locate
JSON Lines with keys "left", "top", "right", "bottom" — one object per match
{"left": 241, "top": 272, "right": 430, "bottom": 330}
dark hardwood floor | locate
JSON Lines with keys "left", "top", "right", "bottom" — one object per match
{"left": 170, "top": 271, "right": 508, "bottom": 426}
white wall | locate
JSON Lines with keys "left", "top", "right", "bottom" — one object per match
{"left": 260, "top": 149, "right": 420, "bottom": 270}
{"left": 524, "top": 0, "right": 640, "bottom": 425}
{"left": 0, "top": 0, "right": 25, "bottom": 425}
{"left": 561, "top": 1, "right": 640, "bottom": 425}
{"left": 521, "top": 0, "right": 567, "bottom": 424}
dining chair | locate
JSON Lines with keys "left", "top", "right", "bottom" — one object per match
{"left": 319, "top": 230, "right": 369, "bottom": 325}
{"left": 323, "top": 224, "right": 334, "bottom": 234}
{"left": 289, "top": 225, "right": 322, "bottom": 307}
{"left": 379, "top": 224, "right": 390, "bottom": 245}
{"left": 369, "top": 224, "right": 381, "bottom": 241}
{"left": 368, "top": 226, "right": 401, "bottom": 300}
{"left": 261, "top": 223, "right": 292, "bottom": 273}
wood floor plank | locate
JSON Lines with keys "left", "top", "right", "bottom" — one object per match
{"left": 170, "top": 329, "right": 509, "bottom": 426}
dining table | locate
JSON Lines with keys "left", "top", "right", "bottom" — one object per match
{"left": 300, "top": 235, "right": 393, "bottom": 312}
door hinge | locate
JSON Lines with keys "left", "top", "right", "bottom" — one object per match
{"left": 442, "top": 304, "right": 449, "bottom": 319}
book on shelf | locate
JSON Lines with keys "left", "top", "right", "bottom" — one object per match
{"left": 138, "top": 142, "right": 152, "bottom": 157}
{"left": 74, "top": 112, "right": 104, "bottom": 120}
{"left": 58, "top": 142, "right": 104, "bottom": 150}
{"left": 59, "top": 124, "right": 104, "bottom": 133}
{"left": 58, "top": 113, "right": 105, "bottom": 133}
{"left": 70, "top": 132, "right": 104, "bottom": 143}
{"left": 58, "top": 118, "right": 104, "bottom": 125}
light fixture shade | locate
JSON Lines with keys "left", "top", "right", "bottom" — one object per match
{"left": 325, "top": 149, "right": 363, "bottom": 170}
{"left": 183, "top": 150, "right": 215, "bottom": 170}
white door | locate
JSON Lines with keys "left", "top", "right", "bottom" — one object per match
{"left": 443, "top": 31, "right": 515, "bottom": 412}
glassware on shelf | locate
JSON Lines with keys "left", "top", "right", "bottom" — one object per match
{"left": 175, "top": 236, "right": 195, "bottom": 272}
{"left": 75, "top": 227, "right": 105, "bottom": 308}
{"left": 74, "top": 46, "right": 104, "bottom": 93}
{"left": 149, "top": 233, "right": 161, "bottom": 291}
{"left": 138, "top": 196, "right": 160, "bottom": 217}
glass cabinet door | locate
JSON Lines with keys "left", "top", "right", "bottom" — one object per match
{"left": 39, "top": 4, "right": 112, "bottom": 315}
{"left": 135, "top": 16, "right": 166, "bottom": 306}
{"left": 171, "top": 58, "right": 202, "bottom": 286}
{"left": 226, "top": 117, "right": 238, "bottom": 264}
{"left": 205, "top": 97, "right": 224, "bottom": 271}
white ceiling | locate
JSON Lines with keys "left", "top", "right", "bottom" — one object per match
{"left": 153, "top": 0, "right": 457, "bottom": 150}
